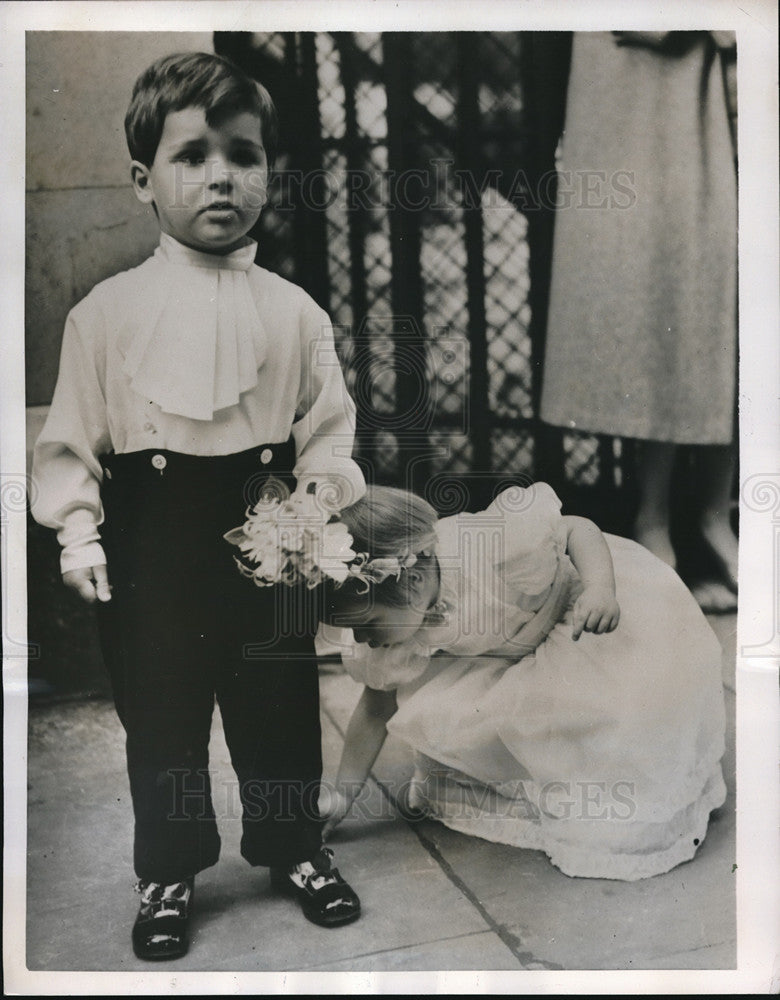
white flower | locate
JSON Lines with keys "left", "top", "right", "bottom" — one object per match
{"left": 319, "top": 522, "right": 358, "bottom": 583}
{"left": 278, "top": 522, "right": 307, "bottom": 553}
{"left": 225, "top": 490, "right": 360, "bottom": 589}
{"left": 247, "top": 542, "right": 283, "bottom": 582}
{"left": 360, "top": 556, "right": 403, "bottom": 583}
{"left": 238, "top": 538, "right": 271, "bottom": 565}
{"left": 243, "top": 511, "right": 277, "bottom": 538}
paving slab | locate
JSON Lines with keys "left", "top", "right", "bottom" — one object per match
{"left": 300, "top": 930, "right": 522, "bottom": 972}
{"left": 317, "top": 614, "right": 738, "bottom": 972}
{"left": 26, "top": 700, "right": 502, "bottom": 973}
{"left": 25, "top": 612, "right": 737, "bottom": 975}
{"left": 395, "top": 684, "right": 737, "bottom": 971}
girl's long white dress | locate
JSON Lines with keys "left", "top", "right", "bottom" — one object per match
{"left": 338, "top": 483, "right": 727, "bottom": 881}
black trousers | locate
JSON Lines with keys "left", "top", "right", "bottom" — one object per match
{"left": 96, "top": 443, "right": 323, "bottom": 882}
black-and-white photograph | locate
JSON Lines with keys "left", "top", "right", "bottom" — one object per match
{"left": 2, "top": 0, "right": 778, "bottom": 994}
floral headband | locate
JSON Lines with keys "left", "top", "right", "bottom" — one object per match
{"left": 224, "top": 489, "right": 434, "bottom": 591}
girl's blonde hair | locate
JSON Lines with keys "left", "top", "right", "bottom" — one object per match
{"left": 337, "top": 486, "right": 439, "bottom": 608}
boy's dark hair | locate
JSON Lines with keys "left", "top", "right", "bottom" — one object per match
{"left": 124, "top": 51, "right": 278, "bottom": 168}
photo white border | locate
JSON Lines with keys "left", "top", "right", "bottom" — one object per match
{"left": 2, "top": 0, "right": 778, "bottom": 994}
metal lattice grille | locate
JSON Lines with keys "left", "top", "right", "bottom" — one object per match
{"left": 215, "top": 31, "right": 628, "bottom": 520}
{"left": 484, "top": 202, "right": 532, "bottom": 421}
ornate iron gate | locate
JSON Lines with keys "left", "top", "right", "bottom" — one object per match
{"left": 215, "top": 31, "right": 636, "bottom": 529}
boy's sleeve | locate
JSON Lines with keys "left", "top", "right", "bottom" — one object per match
{"left": 31, "top": 305, "right": 112, "bottom": 574}
{"left": 292, "top": 301, "right": 366, "bottom": 510}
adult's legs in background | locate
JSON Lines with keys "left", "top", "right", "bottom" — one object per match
{"left": 696, "top": 443, "right": 739, "bottom": 593}
{"left": 633, "top": 440, "right": 677, "bottom": 569}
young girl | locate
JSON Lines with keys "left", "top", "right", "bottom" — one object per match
{"left": 31, "top": 52, "right": 364, "bottom": 960}
{"left": 316, "top": 483, "right": 727, "bottom": 881}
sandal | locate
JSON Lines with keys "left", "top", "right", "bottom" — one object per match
{"left": 132, "top": 878, "right": 193, "bottom": 960}
{"left": 270, "top": 847, "right": 361, "bottom": 928}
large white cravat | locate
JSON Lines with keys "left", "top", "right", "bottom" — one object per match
{"left": 122, "top": 233, "right": 269, "bottom": 421}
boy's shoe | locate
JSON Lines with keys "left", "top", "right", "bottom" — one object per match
{"left": 270, "top": 846, "right": 361, "bottom": 927}
{"left": 132, "top": 878, "right": 194, "bottom": 960}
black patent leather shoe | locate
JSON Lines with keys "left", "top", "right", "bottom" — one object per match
{"left": 270, "top": 847, "right": 360, "bottom": 927}
{"left": 132, "top": 878, "right": 194, "bottom": 960}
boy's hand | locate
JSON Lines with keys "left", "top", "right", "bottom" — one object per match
{"left": 320, "top": 787, "right": 353, "bottom": 841}
{"left": 571, "top": 585, "right": 620, "bottom": 641}
{"left": 63, "top": 564, "right": 112, "bottom": 604}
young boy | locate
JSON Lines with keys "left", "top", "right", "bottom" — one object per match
{"left": 31, "top": 51, "right": 365, "bottom": 961}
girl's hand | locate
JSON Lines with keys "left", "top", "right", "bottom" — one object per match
{"left": 62, "top": 564, "right": 112, "bottom": 604}
{"left": 320, "top": 786, "right": 354, "bottom": 841}
{"left": 571, "top": 585, "right": 620, "bottom": 641}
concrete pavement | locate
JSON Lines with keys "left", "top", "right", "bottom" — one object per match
{"left": 23, "top": 614, "right": 737, "bottom": 979}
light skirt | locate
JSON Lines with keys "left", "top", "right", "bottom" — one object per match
{"left": 390, "top": 535, "right": 728, "bottom": 880}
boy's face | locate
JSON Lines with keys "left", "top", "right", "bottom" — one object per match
{"left": 131, "top": 106, "right": 268, "bottom": 254}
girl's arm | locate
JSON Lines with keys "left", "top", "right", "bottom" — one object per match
{"left": 321, "top": 685, "right": 397, "bottom": 838}
{"left": 561, "top": 515, "right": 621, "bottom": 640}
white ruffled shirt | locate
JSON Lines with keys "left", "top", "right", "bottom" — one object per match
{"left": 32, "top": 234, "right": 365, "bottom": 573}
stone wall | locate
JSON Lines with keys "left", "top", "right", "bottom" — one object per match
{"left": 26, "top": 31, "right": 214, "bottom": 406}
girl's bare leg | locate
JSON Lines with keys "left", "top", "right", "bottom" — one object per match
{"left": 633, "top": 440, "right": 677, "bottom": 568}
